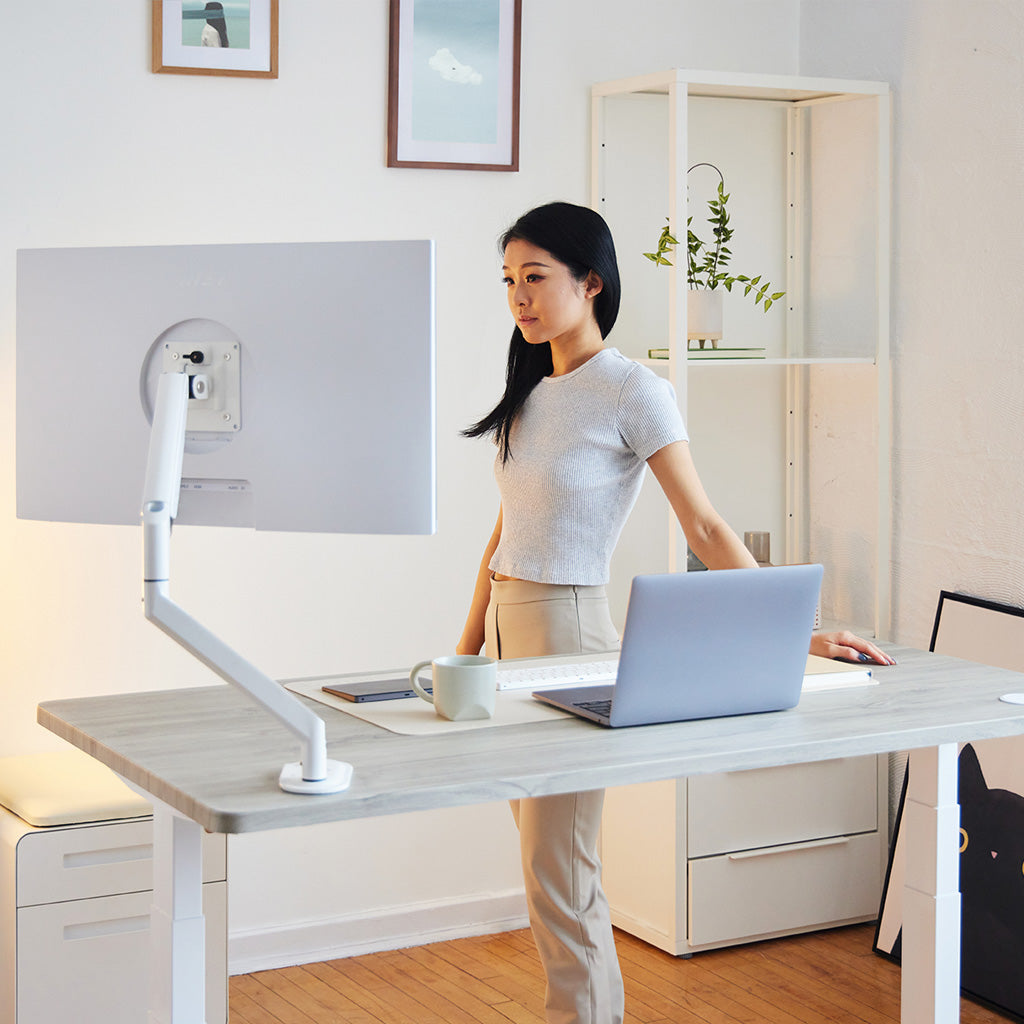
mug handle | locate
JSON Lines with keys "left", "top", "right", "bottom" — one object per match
{"left": 409, "top": 661, "right": 434, "bottom": 704}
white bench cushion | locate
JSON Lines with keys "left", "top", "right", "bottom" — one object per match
{"left": 0, "top": 750, "right": 151, "bottom": 827}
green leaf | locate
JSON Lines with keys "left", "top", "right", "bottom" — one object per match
{"left": 644, "top": 166, "right": 785, "bottom": 313}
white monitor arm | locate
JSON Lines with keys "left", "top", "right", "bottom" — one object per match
{"left": 141, "top": 371, "right": 352, "bottom": 794}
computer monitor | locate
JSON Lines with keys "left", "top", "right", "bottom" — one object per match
{"left": 17, "top": 240, "right": 435, "bottom": 534}
{"left": 16, "top": 240, "right": 437, "bottom": 793}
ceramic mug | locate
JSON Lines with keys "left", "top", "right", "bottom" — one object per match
{"left": 409, "top": 655, "right": 497, "bottom": 722}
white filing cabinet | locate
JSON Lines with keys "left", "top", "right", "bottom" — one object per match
{"left": 0, "top": 772, "right": 227, "bottom": 1024}
{"left": 602, "top": 754, "right": 888, "bottom": 955}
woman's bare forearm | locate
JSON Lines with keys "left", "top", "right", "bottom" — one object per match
{"left": 457, "top": 508, "right": 503, "bottom": 655}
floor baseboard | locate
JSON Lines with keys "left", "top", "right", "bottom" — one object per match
{"left": 228, "top": 890, "right": 529, "bottom": 974}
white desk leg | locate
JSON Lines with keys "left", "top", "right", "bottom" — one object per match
{"left": 901, "top": 744, "right": 961, "bottom": 1024}
{"left": 150, "top": 800, "right": 207, "bottom": 1024}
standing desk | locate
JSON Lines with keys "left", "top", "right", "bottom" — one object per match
{"left": 37, "top": 644, "right": 1024, "bottom": 1024}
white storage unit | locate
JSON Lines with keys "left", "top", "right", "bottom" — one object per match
{"left": 602, "top": 758, "right": 887, "bottom": 954}
{"left": 0, "top": 754, "right": 227, "bottom": 1023}
{"left": 593, "top": 69, "right": 892, "bottom": 954}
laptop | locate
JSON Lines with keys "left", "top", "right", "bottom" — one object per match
{"left": 532, "top": 564, "right": 823, "bottom": 727}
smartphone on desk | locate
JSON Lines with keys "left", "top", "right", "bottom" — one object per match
{"left": 321, "top": 678, "right": 430, "bottom": 703}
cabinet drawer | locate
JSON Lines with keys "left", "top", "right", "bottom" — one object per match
{"left": 687, "top": 756, "right": 878, "bottom": 857}
{"left": 688, "top": 830, "right": 882, "bottom": 947}
{"left": 17, "top": 881, "right": 227, "bottom": 1023}
{"left": 17, "top": 820, "right": 226, "bottom": 906}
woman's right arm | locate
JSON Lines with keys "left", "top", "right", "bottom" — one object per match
{"left": 456, "top": 507, "right": 503, "bottom": 656}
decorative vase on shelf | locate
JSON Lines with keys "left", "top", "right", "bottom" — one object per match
{"left": 687, "top": 288, "right": 723, "bottom": 350}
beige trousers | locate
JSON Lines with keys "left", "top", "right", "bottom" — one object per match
{"left": 485, "top": 577, "right": 624, "bottom": 1024}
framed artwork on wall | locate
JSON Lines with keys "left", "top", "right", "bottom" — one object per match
{"left": 152, "top": 0, "right": 279, "bottom": 78}
{"left": 387, "top": 0, "right": 522, "bottom": 171}
{"left": 875, "top": 591, "right": 1024, "bottom": 1022}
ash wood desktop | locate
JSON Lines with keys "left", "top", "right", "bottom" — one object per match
{"left": 38, "top": 645, "right": 1024, "bottom": 1024}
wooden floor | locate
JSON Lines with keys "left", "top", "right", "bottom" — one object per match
{"left": 229, "top": 923, "right": 1014, "bottom": 1024}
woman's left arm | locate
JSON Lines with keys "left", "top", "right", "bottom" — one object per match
{"left": 646, "top": 441, "right": 757, "bottom": 571}
{"left": 647, "top": 441, "right": 895, "bottom": 666}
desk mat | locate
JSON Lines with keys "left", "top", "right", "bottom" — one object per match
{"left": 286, "top": 657, "right": 876, "bottom": 737}
{"left": 285, "top": 676, "right": 568, "bottom": 735}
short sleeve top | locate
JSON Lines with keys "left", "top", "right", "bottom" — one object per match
{"left": 489, "top": 348, "right": 688, "bottom": 585}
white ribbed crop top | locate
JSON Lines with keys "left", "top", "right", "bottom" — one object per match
{"left": 489, "top": 348, "right": 688, "bottom": 585}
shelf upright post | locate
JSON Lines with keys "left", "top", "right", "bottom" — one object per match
{"left": 875, "top": 88, "right": 893, "bottom": 641}
{"left": 590, "top": 84, "right": 605, "bottom": 217}
{"left": 667, "top": 71, "right": 689, "bottom": 573}
{"left": 785, "top": 103, "right": 808, "bottom": 565}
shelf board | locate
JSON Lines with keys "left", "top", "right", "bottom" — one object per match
{"left": 593, "top": 68, "right": 888, "bottom": 105}
{"left": 692, "top": 356, "right": 877, "bottom": 367}
{"left": 640, "top": 356, "right": 877, "bottom": 368}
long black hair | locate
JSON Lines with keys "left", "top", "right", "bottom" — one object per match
{"left": 463, "top": 202, "right": 621, "bottom": 462}
{"left": 205, "top": 2, "right": 229, "bottom": 47}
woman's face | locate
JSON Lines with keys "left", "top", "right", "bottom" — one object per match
{"left": 502, "top": 239, "right": 601, "bottom": 348}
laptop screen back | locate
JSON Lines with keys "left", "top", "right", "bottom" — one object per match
{"left": 609, "top": 565, "right": 823, "bottom": 727}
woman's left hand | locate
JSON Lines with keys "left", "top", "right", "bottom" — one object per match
{"left": 810, "top": 630, "right": 896, "bottom": 666}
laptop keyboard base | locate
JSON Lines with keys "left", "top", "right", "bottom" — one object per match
{"left": 574, "top": 699, "right": 613, "bottom": 718}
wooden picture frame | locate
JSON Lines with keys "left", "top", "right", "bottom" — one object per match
{"left": 387, "top": 0, "right": 521, "bottom": 171}
{"left": 152, "top": 0, "right": 279, "bottom": 78}
{"left": 875, "top": 591, "right": 1024, "bottom": 1021}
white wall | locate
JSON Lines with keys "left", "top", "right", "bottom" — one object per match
{"left": 800, "top": 0, "right": 1024, "bottom": 645}
{"left": 0, "top": 0, "right": 801, "bottom": 969}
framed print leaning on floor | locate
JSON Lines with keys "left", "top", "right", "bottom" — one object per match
{"left": 152, "top": 0, "right": 279, "bottom": 78}
{"left": 387, "top": 0, "right": 522, "bottom": 171}
{"left": 875, "top": 591, "right": 1024, "bottom": 1022}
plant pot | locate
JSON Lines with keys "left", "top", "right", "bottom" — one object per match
{"left": 687, "top": 288, "right": 723, "bottom": 349}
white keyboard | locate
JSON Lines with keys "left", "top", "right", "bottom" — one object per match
{"left": 495, "top": 659, "right": 619, "bottom": 691}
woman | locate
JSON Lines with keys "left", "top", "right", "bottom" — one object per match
{"left": 458, "top": 201, "right": 891, "bottom": 1024}
{"left": 200, "top": 2, "right": 229, "bottom": 47}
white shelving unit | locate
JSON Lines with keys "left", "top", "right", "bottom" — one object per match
{"left": 595, "top": 68, "right": 891, "bottom": 635}
{"left": 593, "top": 69, "right": 892, "bottom": 955}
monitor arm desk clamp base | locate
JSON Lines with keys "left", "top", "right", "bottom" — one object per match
{"left": 142, "top": 370, "right": 352, "bottom": 796}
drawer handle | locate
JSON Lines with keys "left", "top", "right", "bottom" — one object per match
{"left": 64, "top": 915, "right": 150, "bottom": 942}
{"left": 728, "top": 836, "right": 850, "bottom": 861}
{"left": 63, "top": 844, "right": 153, "bottom": 870}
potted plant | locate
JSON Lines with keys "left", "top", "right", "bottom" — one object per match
{"left": 643, "top": 162, "right": 784, "bottom": 349}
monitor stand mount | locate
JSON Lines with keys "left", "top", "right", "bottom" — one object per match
{"left": 141, "top": 371, "right": 352, "bottom": 794}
